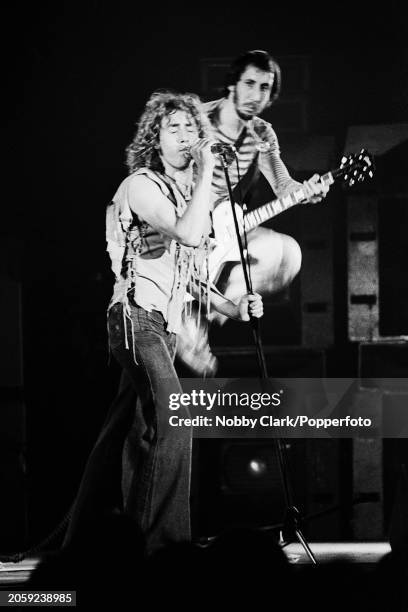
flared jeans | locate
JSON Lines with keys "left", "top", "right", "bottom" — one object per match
{"left": 63, "top": 302, "right": 192, "bottom": 553}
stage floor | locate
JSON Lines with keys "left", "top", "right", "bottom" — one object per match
{"left": 0, "top": 541, "right": 391, "bottom": 588}
{"left": 283, "top": 541, "right": 391, "bottom": 564}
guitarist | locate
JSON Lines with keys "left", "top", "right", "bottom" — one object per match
{"left": 177, "top": 49, "right": 330, "bottom": 375}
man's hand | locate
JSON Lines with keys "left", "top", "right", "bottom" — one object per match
{"left": 190, "top": 138, "right": 216, "bottom": 174}
{"left": 237, "top": 292, "right": 264, "bottom": 322}
{"left": 302, "top": 174, "right": 329, "bottom": 204}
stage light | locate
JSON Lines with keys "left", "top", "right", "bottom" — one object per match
{"left": 248, "top": 459, "right": 267, "bottom": 476}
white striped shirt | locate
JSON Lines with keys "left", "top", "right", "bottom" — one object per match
{"left": 203, "top": 99, "right": 301, "bottom": 203}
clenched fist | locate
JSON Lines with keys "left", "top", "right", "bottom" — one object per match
{"left": 237, "top": 292, "right": 264, "bottom": 322}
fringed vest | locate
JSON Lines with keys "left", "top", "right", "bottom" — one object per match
{"left": 106, "top": 168, "right": 210, "bottom": 351}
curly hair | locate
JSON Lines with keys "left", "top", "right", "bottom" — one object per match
{"left": 126, "top": 90, "right": 211, "bottom": 174}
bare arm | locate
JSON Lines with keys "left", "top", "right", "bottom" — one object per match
{"left": 190, "top": 281, "right": 263, "bottom": 322}
{"left": 127, "top": 141, "right": 215, "bottom": 247}
{"left": 210, "top": 288, "right": 263, "bottom": 322}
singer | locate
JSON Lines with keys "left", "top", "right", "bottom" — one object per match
{"left": 63, "top": 90, "right": 263, "bottom": 554}
{"left": 177, "top": 50, "right": 331, "bottom": 375}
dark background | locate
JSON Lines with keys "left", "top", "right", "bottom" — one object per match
{"left": 2, "top": 2, "right": 408, "bottom": 549}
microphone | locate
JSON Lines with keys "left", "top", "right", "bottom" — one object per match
{"left": 210, "top": 142, "right": 236, "bottom": 157}
{"left": 184, "top": 141, "right": 236, "bottom": 157}
{"left": 183, "top": 141, "right": 236, "bottom": 166}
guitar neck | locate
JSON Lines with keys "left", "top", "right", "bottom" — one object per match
{"left": 243, "top": 171, "right": 335, "bottom": 231}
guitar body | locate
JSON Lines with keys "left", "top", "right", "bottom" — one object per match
{"left": 208, "top": 148, "right": 374, "bottom": 284}
{"left": 209, "top": 200, "right": 245, "bottom": 282}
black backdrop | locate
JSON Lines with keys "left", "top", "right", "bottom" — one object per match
{"left": 3, "top": 2, "right": 408, "bottom": 546}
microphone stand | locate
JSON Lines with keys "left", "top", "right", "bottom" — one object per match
{"left": 219, "top": 152, "right": 317, "bottom": 564}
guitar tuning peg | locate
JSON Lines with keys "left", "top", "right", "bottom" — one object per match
{"left": 349, "top": 178, "right": 355, "bottom": 186}
{"left": 368, "top": 171, "right": 373, "bottom": 178}
{"left": 358, "top": 175, "right": 364, "bottom": 182}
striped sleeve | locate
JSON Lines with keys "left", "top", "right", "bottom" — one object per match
{"left": 256, "top": 122, "right": 302, "bottom": 197}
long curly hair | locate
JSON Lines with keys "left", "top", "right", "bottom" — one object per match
{"left": 126, "top": 90, "right": 211, "bottom": 174}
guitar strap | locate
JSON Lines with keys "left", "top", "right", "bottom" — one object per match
{"left": 231, "top": 127, "right": 260, "bottom": 205}
{"left": 233, "top": 125, "right": 248, "bottom": 151}
{"left": 230, "top": 127, "right": 261, "bottom": 293}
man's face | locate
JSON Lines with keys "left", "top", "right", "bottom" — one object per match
{"left": 230, "top": 64, "right": 274, "bottom": 120}
{"left": 159, "top": 110, "right": 199, "bottom": 171}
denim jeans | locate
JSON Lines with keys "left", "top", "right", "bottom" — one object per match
{"left": 63, "top": 301, "right": 192, "bottom": 553}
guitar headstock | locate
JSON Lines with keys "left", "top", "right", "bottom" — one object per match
{"left": 338, "top": 149, "right": 375, "bottom": 187}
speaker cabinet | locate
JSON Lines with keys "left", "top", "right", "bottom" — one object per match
{"left": 351, "top": 342, "right": 408, "bottom": 540}
{"left": 346, "top": 127, "right": 408, "bottom": 342}
{"left": 193, "top": 437, "right": 344, "bottom": 541}
{"left": 190, "top": 348, "right": 346, "bottom": 541}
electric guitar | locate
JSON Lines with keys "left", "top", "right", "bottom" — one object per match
{"left": 177, "top": 149, "right": 374, "bottom": 376}
{"left": 208, "top": 149, "right": 374, "bottom": 282}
